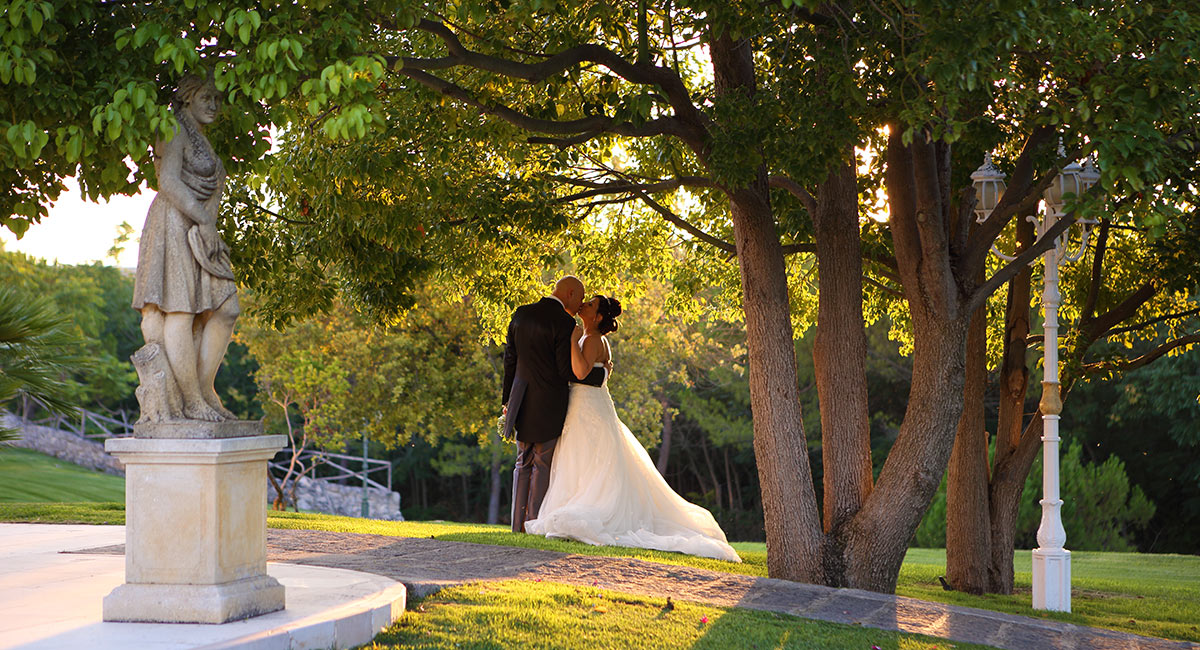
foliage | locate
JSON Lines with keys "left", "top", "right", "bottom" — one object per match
{"left": 8, "top": 0, "right": 1200, "bottom": 589}
{"left": 0, "top": 249, "right": 137, "bottom": 410}
{"left": 0, "top": 448, "right": 123, "bottom": 501}
{"left": 911, "top": 473, "right": 948, "bottom": 550}
{"left": 915, "top": 442, "right": 1155, "bottom": 552}
{"left": 376, "top": 580, "right": 997, "bottom": 650}
{"left": 1015, "top": 442, "right": 1156, "bottom": 552}
{"left": 1062, "top": 344, "right": 1200, "bottom": 553}
{"left": 239, "top": 291, "right": 503, "bottom": 448}
{"left": 0, "top": 285, "right": 84, "bottom": 439}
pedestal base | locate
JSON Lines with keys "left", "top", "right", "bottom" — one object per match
{"left": 103, "top": 574, "right": 285, "bottom": 624}
{"left": 103, "top": 430, "right": 287, "bottom": 624}
{"left": 1032, "top": 547, "right": 1071, "bottom": 612}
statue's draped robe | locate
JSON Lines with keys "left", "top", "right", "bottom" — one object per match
{"left": 132, "top": 111, "right": 236, "bottom": 315}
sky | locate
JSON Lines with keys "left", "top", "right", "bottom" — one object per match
{"left": 0, "top": 178, "right": 149, "bottom": 268}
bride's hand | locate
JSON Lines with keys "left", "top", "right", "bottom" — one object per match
{"left": 571, "top": 324, "right": 584, "bottom": 344}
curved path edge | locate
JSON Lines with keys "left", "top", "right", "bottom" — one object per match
{"left": 250, "top": 529, "right": 1196, "bottom": 650}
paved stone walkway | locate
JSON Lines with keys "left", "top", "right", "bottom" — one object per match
{"left": 84, "top": 529, "right": 1197, "bottom": 650}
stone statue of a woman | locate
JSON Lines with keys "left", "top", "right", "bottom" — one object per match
{"left": 131, "top": 74, "right": 239, "bottom": 423}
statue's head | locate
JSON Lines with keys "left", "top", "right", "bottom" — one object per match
{"left": 173, "top": 74, "right": 222, "bottom": 125}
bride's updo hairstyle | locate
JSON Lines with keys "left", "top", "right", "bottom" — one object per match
{"left": 597, "top": 295, "right": 622, "bottom": 335}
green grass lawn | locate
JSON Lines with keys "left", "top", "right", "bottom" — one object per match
{"left": 7, "top": 503, "right": 1197, "bottom": 643}
{"left": 2, "top": 454, "right": 1197, "bottom": 645}
{"left": 370, "top": 579, "right": 998, "bottom": 650}
{"left": 0, "top": 448, "right": 125, "bottom": 502}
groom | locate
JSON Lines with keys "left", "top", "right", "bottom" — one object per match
{"left": 503, "top": 276, "right": 606, "bottom": 533}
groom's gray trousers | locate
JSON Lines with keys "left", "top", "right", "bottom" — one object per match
{"left": 512, "top": 437, "right": 558, "bottom": 533}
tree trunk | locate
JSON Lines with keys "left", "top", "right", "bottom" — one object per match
{"left": 974, "top": 208, "right": 1034, "bottom": 594}
{"left": 836, "top": 130, "right": 968, "bottom": 592}
{"left": 812, "top": 158, "right": 873, "bottom": 536}
{"left": 840, "top": 316, "right": 968, "bottom": 590}
{"left": 987, "top": 418, "right": 1042, "bottom": 593}
{"left": 656, "top": 393, "right": 672, "bottom": 476}
{"left": 724, "top": 447, "right": 735, "bottom": 510}
{"left": 944, "top": 305, "right": 990, "bottom": 593}
{"left": 700, "top": 433, "right": 722, "bottom": 510}
{"left": 487, "top": 436, "right": 502, "bottom": 525}
{"left": 710, "top": 32, "right": 823, "bottom": 582}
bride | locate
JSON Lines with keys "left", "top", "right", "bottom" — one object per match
{"left": 525, "top": 295, "right": 741, "bottom": 563}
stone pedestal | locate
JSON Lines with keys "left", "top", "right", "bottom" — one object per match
{"left": 103, "top": 429, "right": 288, "bottom": 624}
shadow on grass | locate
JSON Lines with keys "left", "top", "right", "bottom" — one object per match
{"left": 372, "top": 580, "right": 999, "bottom": 650}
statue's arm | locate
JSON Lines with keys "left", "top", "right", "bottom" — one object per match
{"left": 154, "top": 132, "right": 218, "bottom": 226}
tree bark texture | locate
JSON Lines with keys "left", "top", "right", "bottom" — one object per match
{"left": 945, "top": 304, "right": 990, "bottom": 593}
{"left": 710, "top": 33, "right": 824, "bottom": 583}
{"left": 987, "top": 416, "right": 1043, "bottom": 593}
{"left": 943, "top": 210, "right": 1035, "bottom": 594}
{"left": 835, "top": 129, "right": 969, "bottom": 592}
{"left": 812, "top": 158, "right": 874, "bottom": 536}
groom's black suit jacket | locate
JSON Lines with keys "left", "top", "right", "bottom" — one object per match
{"left": 502, "top": 297, "right": 605, "bottom": 444}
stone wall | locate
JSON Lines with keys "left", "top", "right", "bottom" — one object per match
{"left": 2, "top": 412, "right": 126, "bottom": 476}
{"left": 268, "top": 475, "right": 404, "bottom": 521}
{"left": 4, "top": 411, "right": 403, "bottom": 521}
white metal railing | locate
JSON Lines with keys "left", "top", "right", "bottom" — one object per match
{"left": 269, "top": 448, "right": 392, "bottom": 491}
{"left": 26, "top": 402, "right": 134, "bottom": 439}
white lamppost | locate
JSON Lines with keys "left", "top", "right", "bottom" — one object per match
{"left": 971, "top": 147, "right": 1099, "bottom": 613}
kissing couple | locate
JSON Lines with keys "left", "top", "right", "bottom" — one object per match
{"left": 502, "top": 276, "right": 741, "bottom": 563}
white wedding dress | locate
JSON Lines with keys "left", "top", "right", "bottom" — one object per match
{"left": 525, "top": 358, "right": 741, "bottom": 563}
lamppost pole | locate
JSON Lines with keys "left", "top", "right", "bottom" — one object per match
{"left": 972, "top": 148, "right": 1098, "bottom": 613}
{"left": 1031, "top": 197, "right": 1070, "bottom": 612}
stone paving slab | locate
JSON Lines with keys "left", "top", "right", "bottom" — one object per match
{"left": 2, "top": 525, "right": 406, "bottom": 650}
{"left": 83, "top": 528, "right": 1198, "bottom": 650}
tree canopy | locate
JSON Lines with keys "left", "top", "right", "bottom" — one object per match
{"left": 5, "top": 0, "right": 1200, "bottom": 592}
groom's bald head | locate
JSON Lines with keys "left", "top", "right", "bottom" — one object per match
{"left": 553, "top": 276, "right": 585, "bottom": 315}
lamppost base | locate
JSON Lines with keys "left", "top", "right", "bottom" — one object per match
{"left": 1032, "top": 547, "right": 1071, "bottom": 612}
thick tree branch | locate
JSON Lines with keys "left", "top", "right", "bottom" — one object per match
{"left": 383, "top": 19, "right": 710, "bottom": 141}
{"left": 865, "top": 275, "right": 904, "bottom": 298}
{"left": 397, "top": 68, "right": 693, "bottom": 140}
{"left": 1082, "top": 333, "right": 1200, "bottom": 374}
{"left": 1082, "top": 281, "right": 1157, "bottom": 342}
{"left": 553, "top": 176, "right": 718, "bottom": 202}
{"left": 962, "top": 127, "right": 1055, "bottom": 275}
{"left": 965, "top": 212, "right": 1079, "bottom": 313}
{"left": 1102, "top": 305, "right": 1200, "bottom": 339}
{"left": 1080, "top": 219, "right": 1111, "bottom": 324}
{"left": 768, "top": 175, "right": 817, "bottom": 214}
{"left": 629, "top": 188, "right": 736, "bottom": 254}
{"left": 782, "top": 242, "right": 816, "bottom": 254}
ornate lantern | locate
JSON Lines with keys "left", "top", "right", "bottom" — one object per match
{"left": 970, "top": 152, "right": 1007, "bottom": 223}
